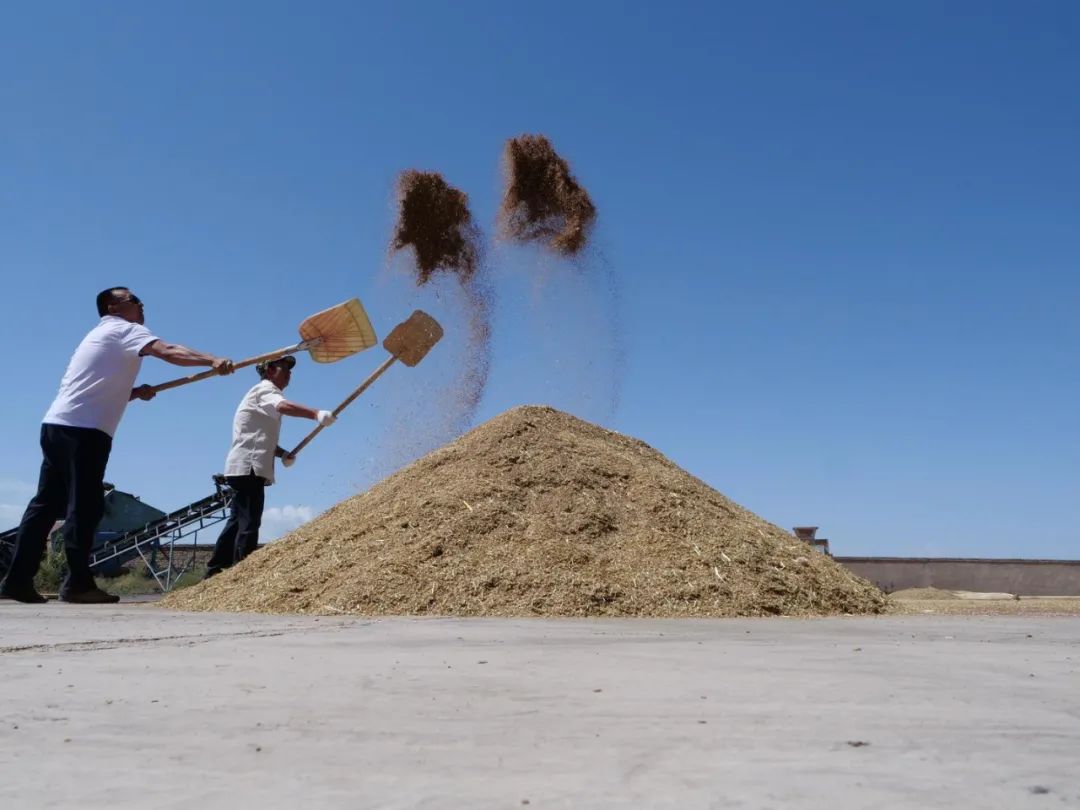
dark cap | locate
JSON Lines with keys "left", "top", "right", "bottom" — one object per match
{"left": 255, "top": 355, "right": 296, "bottom": 378}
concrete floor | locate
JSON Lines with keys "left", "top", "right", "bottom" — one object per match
{"left": 1, "top": 604, "right": 1078, "bottom": 809}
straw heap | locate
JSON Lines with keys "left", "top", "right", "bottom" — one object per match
{"left": 164, "top": 406, "right": 885, "bottom": 617}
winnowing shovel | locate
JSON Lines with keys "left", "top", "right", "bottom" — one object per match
{"left": 148, "top": 298, "right": 378, "bottom": 393}
{"left": 287, "top": 310, "right": 444, "bottom": 457}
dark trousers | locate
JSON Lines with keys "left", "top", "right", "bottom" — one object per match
{"left": 2, "top": 424, "right": 112, "bottom": 595}
{"left": 207, "top": 474, "right": 266, "bottom": 575}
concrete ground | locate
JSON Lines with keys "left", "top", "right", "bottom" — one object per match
{"left": 1, "top": 604, "right": 1078, "bottom": 809}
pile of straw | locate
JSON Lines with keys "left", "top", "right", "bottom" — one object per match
{"left": 165, "top": 406, "right": 885, "bottom": 617}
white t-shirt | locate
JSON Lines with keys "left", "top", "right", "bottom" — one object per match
{"left": 43, "top": 316, "right": 160, "bottom": 438}
{"left": 223, "top": 379, "right": 287, "bottom": 485}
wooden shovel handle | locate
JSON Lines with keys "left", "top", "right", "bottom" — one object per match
{"left": 148, "top": 341, "right": 316, "bottom": 394}
{"left": 288, "top": 355, "right": 398, "bottom": 457}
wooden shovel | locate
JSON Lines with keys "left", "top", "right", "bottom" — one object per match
{"left": 287, "top": 310, "right": 444, "bottom": 457}
{"left": 148, "top": 298, "right": 378, "bottom": 393}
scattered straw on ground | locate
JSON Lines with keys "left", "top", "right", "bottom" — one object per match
{"left": 499, "top": 134, "right": 596, "bottom": 255}
{"left": 950, "top": 590, "right": 1018, "bottom": 600}
{"left": 888, "top": 597, "right": 1080, "bottom": 617}
{"left": 889, "top": 587, "right": 961, "bottom": 601}
{"left": 164, "top": 406, "right": 885, "bottom": 617}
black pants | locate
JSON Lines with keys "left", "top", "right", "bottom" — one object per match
{"left": 207, "top": 474, "right": 266, "bottom": 575}
{"left": 2, "top": 424, "right": 112, "bottom": 595}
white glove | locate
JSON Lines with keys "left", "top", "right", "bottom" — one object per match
{"left": 281, "top": 453, "right": 296, "bottom": 468}
{"left": 316, "top": 409, "right": 336, "bottom": 427}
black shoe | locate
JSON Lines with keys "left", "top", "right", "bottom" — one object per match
{"left": 0, "top": 587, "right": 49, "bottom": 604}
{"left": 59, "top": 587, "right": 120, "bottom": 604}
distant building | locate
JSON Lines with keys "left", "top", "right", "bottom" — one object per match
{"left": 794, "top": 526, "right": 830, "bottom": 555}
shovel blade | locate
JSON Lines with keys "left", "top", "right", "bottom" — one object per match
{"left": 382, "top": 310, "right": 444, "bottom": 367}
{"left": 299, "top": 298, "right": 378, "bottom": 363}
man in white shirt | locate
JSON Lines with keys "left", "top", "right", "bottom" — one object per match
{"left": 205, "top": 356, "right": 335, "bottom": 578}
{"left": 0, "top": 287, "right": 235, "bottom": 604}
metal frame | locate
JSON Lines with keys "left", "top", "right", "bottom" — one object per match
{"left": 0, "top": 481, "right": 234, "bottom": 592}
{"left": 88, "top": 478, "right": 234, "bottom": 592}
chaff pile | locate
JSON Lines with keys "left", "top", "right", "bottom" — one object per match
{"left": 165, "top": 406, "right": 885, "bottom": 617}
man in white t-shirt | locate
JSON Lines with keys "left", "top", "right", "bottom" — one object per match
{"left": 0, "top": 287, "right": 235, "bottom": 604}
{"left": 205, "top": 356, "right": 335, "bottom": 578}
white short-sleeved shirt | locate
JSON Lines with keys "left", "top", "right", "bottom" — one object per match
{"left": 43, "top": 316, "right": 160, "bottom": 438}
{"left": 223, "top": 379, "right": 287, "bottom": 485}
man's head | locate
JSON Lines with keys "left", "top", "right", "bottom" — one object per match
{"left": 256, "top": 355, "right": 296, "bottom": 389}
{"left": 97, "top": 287, "right": 145, "bottom": 325}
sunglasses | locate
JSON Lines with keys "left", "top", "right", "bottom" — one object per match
{"left": 116, "top": 294, "right": 142, "bottom": 307}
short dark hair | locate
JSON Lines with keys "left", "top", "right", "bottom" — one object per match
{"left": 96, "top": 287, "right": 129, "bottom": 316}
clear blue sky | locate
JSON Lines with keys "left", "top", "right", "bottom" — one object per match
{"left": 2, "top": 1, "right": 1077, "bottom": 556}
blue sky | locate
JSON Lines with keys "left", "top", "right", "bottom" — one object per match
{"left": 1, "top": 1, "right": 1077, "bottom": 556}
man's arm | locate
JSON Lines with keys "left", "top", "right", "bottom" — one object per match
{"left": 141, "top": 340, "right": 234, "bottom": 374}
{"left": 276, "top": 401, "right": 319, "bottom": 420}
{"left": 276, "top": 401, "right": 336, "bottom": 426}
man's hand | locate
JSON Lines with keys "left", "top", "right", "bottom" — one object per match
{"left": 281, "top": 453, "right": 296, "bottom": 468}
{"left": 130, "top": 384, "right": 157, "bottom": 402}
{"left": 212, "top": 358, "right": 235, "bottom": 375}
{"left": 316, "top": 410, "right": 337, "bottom": 427}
